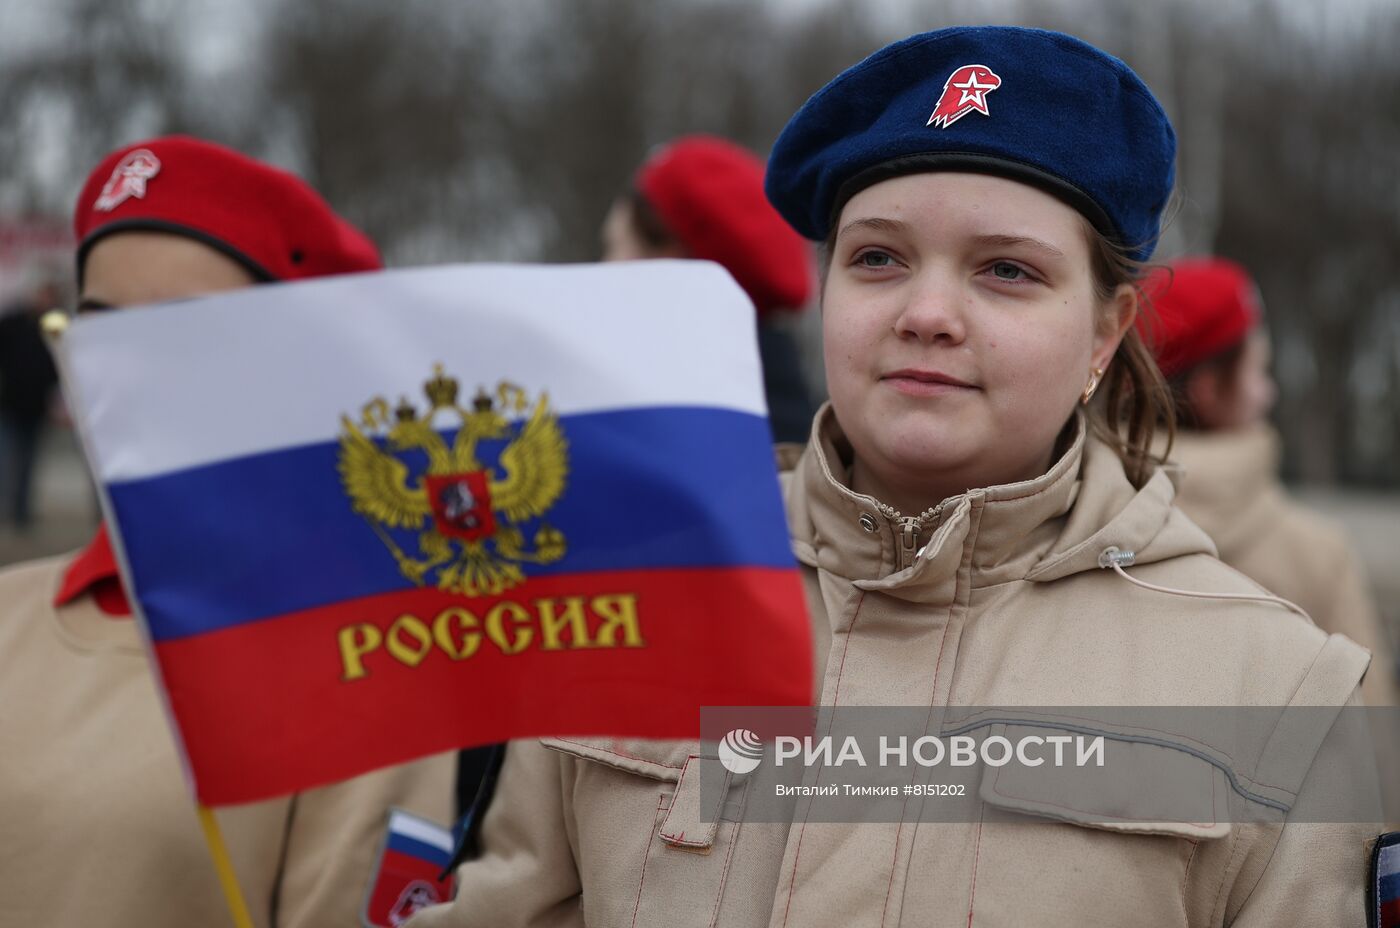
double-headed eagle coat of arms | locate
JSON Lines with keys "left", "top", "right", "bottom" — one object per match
{"left": 338, "top": 365, "right": 569, "bottom": 597}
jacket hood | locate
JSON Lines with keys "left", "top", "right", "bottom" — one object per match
{"left": 1163, "top": 425, "right": 1280, "bottom": 561}
{"left": 784, "top": 404, "right": 1215, "bottom": 602}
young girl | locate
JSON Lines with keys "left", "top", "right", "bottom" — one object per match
{"left": 411, "top": 26, "right": 1378, "bottom": 927}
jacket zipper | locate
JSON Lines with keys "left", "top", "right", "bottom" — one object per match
{"left": 875, "top": 500, "right": 947, "bottom": 571}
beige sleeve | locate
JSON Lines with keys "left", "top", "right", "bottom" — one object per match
{"left": 1226, "top": 689, "right": 1379, "bottom": 927}
{"left": 1325, "top": 554, "right": 1399, "bottom": 707}
{"left": 409, "top": 741, "right": 584, "bottom": 928}
{"left": 1226, "top": 822, "right": 1374, "bottom": 927}
{"left": 273, "top": 752, "right": 456, "bottom": 928}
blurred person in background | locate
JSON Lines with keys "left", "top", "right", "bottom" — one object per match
{"left": 0, "top": 136, "right": 455, "bottom": 927}
{"left": 602, "top": 135, "right": 817, "bottom": 443}
{"left": 0, "top": 272, "right": 63, "bottom": 529}
{"left": 1144, "top": 257, "right": 1399, "bottom": 706}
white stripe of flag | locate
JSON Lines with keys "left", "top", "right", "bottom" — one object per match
{"left": 389, "top": 809, "right": 454, "bottom": 854}
{"left": 62, "top": 261, "right": 767, "bottom": 483}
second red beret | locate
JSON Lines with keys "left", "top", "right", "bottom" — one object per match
{"left": 637, "top": 135, "right": 813, "bottom": 315}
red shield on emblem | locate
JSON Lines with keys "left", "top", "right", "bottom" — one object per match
{"left": 425, "top": 472, "right": 496, "bottom": 540}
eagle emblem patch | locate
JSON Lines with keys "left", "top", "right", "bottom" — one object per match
{"left": 927, "top": 64, "right": 1002, "bottom": 128}
{"left": 95, "top": 148, "right": 162, "bottom": 211}
{"left": 339, "top": 365, "right": 569, "bottom": 597}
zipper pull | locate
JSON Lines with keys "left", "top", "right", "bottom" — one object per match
{"left": 899, "top": 518, "right": 920, "bottom": 570}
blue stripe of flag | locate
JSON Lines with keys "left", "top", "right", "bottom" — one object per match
{"left": 108, "top": 406, "right": 792, "bottom": 642}
{"left": 387, "top": 831, "right": 453, "bottom": 868}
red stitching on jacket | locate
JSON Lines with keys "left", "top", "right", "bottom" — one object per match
{"left": 965, "top": 806, "right": 986, "bottom": 926}
{"left": 708, "top": 820, "right": 740, "bottom": 928}
{"left": 659, "top": 757, "right": 714, "bottom": 847}
{"left": 781, "top": 590, "right": 867, "bottom": 928}
{"left": 878, "top": 822, "right": 904, "bottom": 927}
{"left": 630, "top": 795, "right": 667, "bottom": 928}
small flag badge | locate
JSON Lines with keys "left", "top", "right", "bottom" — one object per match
{"left": 363, "top": 809, "right": 456, "bottom": 927}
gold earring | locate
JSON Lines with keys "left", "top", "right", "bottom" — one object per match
{"left": 1081, "top": 367, "right": 1105, "bottom": 405}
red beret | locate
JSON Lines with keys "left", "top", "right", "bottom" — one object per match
{"left": 637, "top": 136, "right": 813, "bottom": 314}
{"left": 1140, "top": 257, "right": 1262, "bottom": 379}
{"left": 74, "top": 136, "right": 381, "bottom": 283}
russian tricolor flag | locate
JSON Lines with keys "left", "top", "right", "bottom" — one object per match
{"left": 363, "top": 809, "right": 455, "bottom": 926}
{"left": 57, "top": 262, "right": 812, "bottom": 805}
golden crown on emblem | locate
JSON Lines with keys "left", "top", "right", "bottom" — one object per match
{"left": 425, "top": 363, "right": 459, "bottom": 409}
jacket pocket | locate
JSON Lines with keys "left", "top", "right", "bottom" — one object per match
{"left": 977, "top": 724, "right": 1234, "bottom": 839}
{"left": 955, "top": 726, "right": 1234, "bottom": 927}
{"left": 540, "top": 737, "right": 750, "bottom": 928}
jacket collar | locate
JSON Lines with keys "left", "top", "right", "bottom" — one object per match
{"left": 54, "top": 523, "right": 131, "bottom": 617}
{"left": 785, "top": 404, "right": 1213, "bottom": 602}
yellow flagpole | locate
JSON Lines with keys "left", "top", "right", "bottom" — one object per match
{"left": 196, "top": 804, "right": 257, "bottom": 928}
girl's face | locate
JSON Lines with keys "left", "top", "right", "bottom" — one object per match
{"left": 822, "top": 172, "right": 1134, "bottom": 513}
{"left": 79, "top": 231, "right": 256, "bottom": 311}
{"left": 600, "top": 199, "right": 657, "bottom": 262}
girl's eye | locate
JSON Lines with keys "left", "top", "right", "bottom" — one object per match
{"left": 855, "top": 250, "right": 896, "bottom": 268}
{"left": 990, "top": 262, "right": 1026, "bottom": 281}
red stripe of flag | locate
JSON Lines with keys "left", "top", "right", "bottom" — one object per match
{"left": 154, "top": 566, "right": 810, "bottom": 804}
{"left": 365, "top": 848, "right": 454, "bottom": 926}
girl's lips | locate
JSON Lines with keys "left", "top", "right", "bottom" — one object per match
{"left": 881, "top": 369, "right": 979, "bottom": 396}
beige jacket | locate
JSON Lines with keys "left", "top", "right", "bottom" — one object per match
{"left": 411, "top": 408, "right": 1376, "bottom": 928}
{"left": 0, "top": 554, "right": 456, "bottom": 927}
{"left": 1167, "top": 426, "right": 1398, "bottom": 706}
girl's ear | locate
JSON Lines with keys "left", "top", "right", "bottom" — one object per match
{"left": 1092, "top": 282, "right": 1137, "bottom": 371}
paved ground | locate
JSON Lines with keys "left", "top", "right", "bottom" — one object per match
{"left": 3, "top": 428, "right": 1397, "bottom": 660}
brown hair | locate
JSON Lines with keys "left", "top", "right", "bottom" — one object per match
{"left": 626, "top": 189, "right": 679, "bottom": 250}
{"left": 1163, "top": 341, "right": 1247, "bottom": 429}
{"left": 1083, "top": 224, "right": 1176, "bottom": 486}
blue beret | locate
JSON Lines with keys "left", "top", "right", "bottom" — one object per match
{"left": 765, "top": 26, "right": 1176, "bottom": 262}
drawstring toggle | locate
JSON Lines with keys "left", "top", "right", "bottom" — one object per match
{"left": 1098, "top": 546, "right": 1137, "bottom": 569}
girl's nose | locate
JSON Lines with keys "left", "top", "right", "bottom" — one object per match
{"left": 893, "top": 270, "right": 968, "bottom": 345}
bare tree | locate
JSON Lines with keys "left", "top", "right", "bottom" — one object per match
{"left": 2, "top": 0, "right": 1397, "bottom": 485}
{"left": 0, "top": 0, "right": 185, "bottom": 216}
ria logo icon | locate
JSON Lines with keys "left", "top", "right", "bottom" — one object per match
{"left": 718, "top": 728, "right": 764, "bottom": 775}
